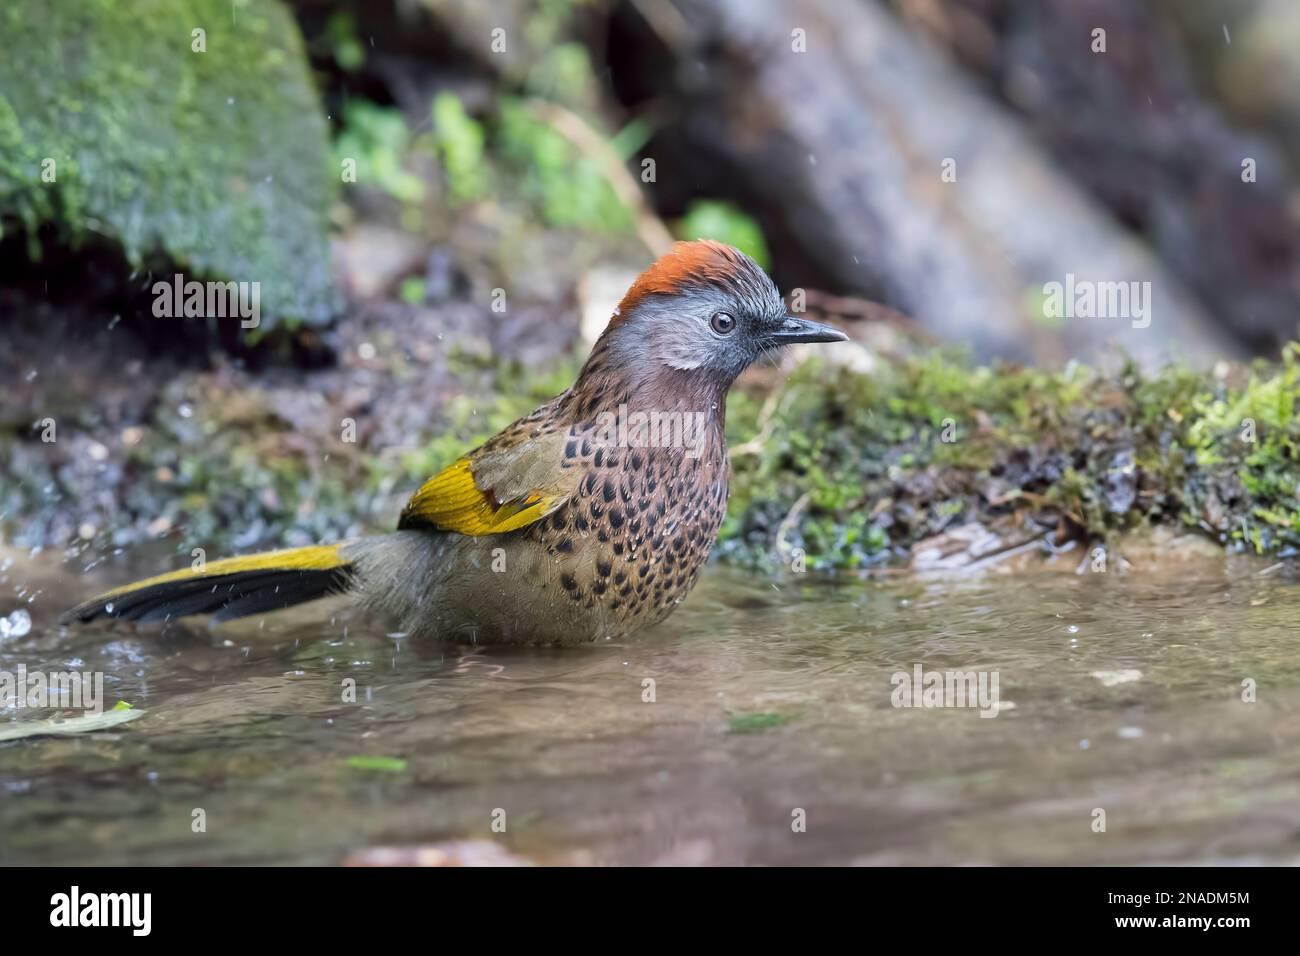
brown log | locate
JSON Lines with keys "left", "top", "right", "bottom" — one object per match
{"left": 612, "top": 0, "right": 1244, "bottom": 366}
{"left": 896, "top": 0, "right": 1300, "bottom": 353}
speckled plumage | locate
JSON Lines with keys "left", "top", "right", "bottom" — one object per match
{"left": 346, "top": 340, "right": 734, "bottom": 645}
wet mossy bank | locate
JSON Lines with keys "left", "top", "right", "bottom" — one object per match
{"left": 722, "top": 346, "right": 1300, "bottom": 571}
{"left": 5, "top": 311, "right": 1300, "bottom": 578}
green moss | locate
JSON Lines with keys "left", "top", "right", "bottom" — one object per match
{"left": 0, "top": 0, "right": 339, "bottom": 326}
{"left": 721, "top": 346, "right": 1300, "bottom": 568}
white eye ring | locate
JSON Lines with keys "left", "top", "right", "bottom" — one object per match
{"left": 710, "top": 311, "right": 736, "bottom": 335}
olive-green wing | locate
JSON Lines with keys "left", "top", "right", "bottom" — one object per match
{"left": 397, "top": 427, "right": 579, "bottom": 535}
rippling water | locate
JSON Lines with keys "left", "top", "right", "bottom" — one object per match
{"left": 3, "top": 549, "right": 1300, "bottom": 865}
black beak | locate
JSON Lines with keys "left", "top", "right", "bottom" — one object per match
{"left": 765, "top": 315, "right": 849, "bottom": 345}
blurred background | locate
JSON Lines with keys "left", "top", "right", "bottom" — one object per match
{"left": 2, "top": 0, "right": 1299, "bottom": 562}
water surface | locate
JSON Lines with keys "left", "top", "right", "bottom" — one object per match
{"left": 3, "top": 551, "right": 1299, "bottom": 865}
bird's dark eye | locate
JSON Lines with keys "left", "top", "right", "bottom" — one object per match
{"left": 710, "top": 311, "right": 737, "bottom": 336}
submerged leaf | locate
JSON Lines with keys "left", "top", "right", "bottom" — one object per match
{"left": 0, "top": 707, "right": 144, "bottom": 742}
{"left": 345, "top": 755, "right": 408, "bottom": 772}
{"left": 727, "top": 712, "right": 798, "bottom": 734}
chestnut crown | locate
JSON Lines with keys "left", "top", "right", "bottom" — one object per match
{"left": 601, "top": 240, "right": 845, "bottom": 384}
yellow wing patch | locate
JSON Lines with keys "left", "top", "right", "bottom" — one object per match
{"left": 398, "top": 457, "right": 565, "bottom": 535}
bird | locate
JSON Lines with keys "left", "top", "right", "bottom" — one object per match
{"left": 62, "top": 240, "right": 847, "bottom": 645}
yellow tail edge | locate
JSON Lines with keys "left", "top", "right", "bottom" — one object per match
{"left": 62, "top": 543, "right": 351, "bottom": 625}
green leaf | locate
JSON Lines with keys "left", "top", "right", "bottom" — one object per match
{"left": 345, "top": 755, "right": 408, "bottom": 772}
{"left": 0, "top": 707, "right": 144, "bottom": 741}
{"left": 333, "top": 102, "right": 425, "bottom": 204}
{"left": 432, "top": 92, "right": 488, "bottom": 205}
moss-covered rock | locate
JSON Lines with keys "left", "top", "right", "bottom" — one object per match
{"left": 0, "top": 0, "right": 339, "bottom": 327}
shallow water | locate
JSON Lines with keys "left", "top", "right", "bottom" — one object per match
{"left": 3, "top": 551, "right": 1300, "bottom": 865}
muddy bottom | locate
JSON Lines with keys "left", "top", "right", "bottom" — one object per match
{"left": 2, "top": 553, "right": 1299, "bottom": 865}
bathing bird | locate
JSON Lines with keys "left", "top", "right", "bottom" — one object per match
{"left": 62, "top": 241, "right": 846, "bottom": 644}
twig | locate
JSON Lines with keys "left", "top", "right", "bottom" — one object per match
{"left": 802, "top": 288, "right": 936, "bottom": 343}
{"left": 731, "top": 387, "right": 786, "bottom": 457}
{"left": 774, "top": 491, "right": 813, "bottom": 559}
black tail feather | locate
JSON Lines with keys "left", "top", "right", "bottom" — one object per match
{"left": 63, "top": 567, "right": 354, "bottom": 625}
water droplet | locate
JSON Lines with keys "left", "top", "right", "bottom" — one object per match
{"left": 0, "top": 608, "right": 32, "bottom": 639}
